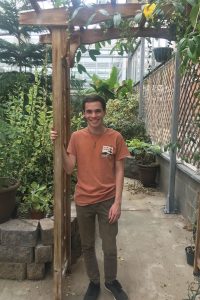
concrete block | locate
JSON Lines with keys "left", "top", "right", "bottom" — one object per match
{"left": 35, "top": 244, "right": 53, "bottom": 263}
{"left": 0, "top": 245, "right": 33, "bottom": 263}
{"left": 27, "top": 263, "right": 45, "bottom": 280}
{"left": 0, "top": 262, "right": 26, "bottom": 280}
{"left": 0, "top": 219, "right": 39, "bottom": 247}
{"left": 40, "top": 218, "right": 54, "bottom": 245}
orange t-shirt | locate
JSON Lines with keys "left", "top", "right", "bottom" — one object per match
{"left": 67, "top": 128, "right": 130, "bottom": 206}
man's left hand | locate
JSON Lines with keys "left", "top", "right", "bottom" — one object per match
{"left": 108, "top": 202, "right": 121, "bottom": 224}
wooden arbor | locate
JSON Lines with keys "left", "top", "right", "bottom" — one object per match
{"left": 19, "top": 2, "right": 175, "bottom": 299}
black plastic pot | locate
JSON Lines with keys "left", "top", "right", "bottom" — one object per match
{"left": 138, "top": 163, "right": 159, "bottom": 187}
{"left": 185, "top": 246, "right": 195, "bottom": 266}
{"left": 153, "top": 47, "right": 173, "bottom": 63}
{"left": 0, "top": 177, "right": 20, "bottom": 224}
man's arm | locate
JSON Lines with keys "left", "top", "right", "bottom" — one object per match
{"left": 51, "top": 129, "right": 76, "bottom": 175}
{"left": 63, "top": 148, "right": 76, "bottom": 175}
{"left": 108, "top": 159, "right": 125, "bottom": 224}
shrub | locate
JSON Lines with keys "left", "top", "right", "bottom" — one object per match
{"left": 104, "top": 93, "right": 148, "bottom": 140}
{"left": 0, "top": 69, "right": 53, "bottom": 217}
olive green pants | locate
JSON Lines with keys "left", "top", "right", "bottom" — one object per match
{"left": 76, "top": 198, "right": 118, "bottom": 283}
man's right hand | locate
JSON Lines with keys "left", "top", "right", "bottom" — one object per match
{"left": 50, "top": 129, "right": 58, "bottom": 141}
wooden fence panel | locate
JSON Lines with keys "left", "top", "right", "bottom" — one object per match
{"left": 141, "top": 59, "right": 200, "bottom": 170}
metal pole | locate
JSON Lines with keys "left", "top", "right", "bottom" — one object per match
{"left": 165, "top": 51, "right": 181, "bottom": 214}
{"left": 139, "top": 38, "right": 145, "bottom": 119}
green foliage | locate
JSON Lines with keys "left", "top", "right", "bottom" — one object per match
{"left": 88, "top": 66, "right": 134, "bottom": 102}
{"left": 104, "top": 93, "right": 148, "bottom": 140}
{"left": 126, "top": 139, "right": 161, "bottom": 165}
{"left": 22, "top": 182, "right": 52, "bottom": 215}
{"left": 0, "top": 72, "right": 35, "bottom": 104}
{"left": 88, "top": 67, "right": 117, "bottom": 101}
{"left": 0, "top": 68, "right": 53, "bottom": 216}
{"left": 0, "top": 0, "right": 51, "bottom": 70}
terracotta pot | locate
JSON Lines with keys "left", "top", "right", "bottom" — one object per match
{"left": 0, "top": 177, "right": 20, "bottom": 224}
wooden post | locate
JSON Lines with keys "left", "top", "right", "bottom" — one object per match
{"left": 52, "top": 27, "right": 70, "bottom": 300}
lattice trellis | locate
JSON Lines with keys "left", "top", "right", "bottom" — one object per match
{"left": 141, "top": 59, "right": 200, "bottom": 170}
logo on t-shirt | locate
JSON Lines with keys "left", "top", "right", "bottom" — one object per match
{"left": 101, "top": 145, "right": 113, "bottom": 157}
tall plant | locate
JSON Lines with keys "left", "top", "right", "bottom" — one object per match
{"left": 0, "top": 68, "right": 53, "bottom": 216}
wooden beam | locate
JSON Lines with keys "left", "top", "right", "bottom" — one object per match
{"left": 19, "top": 4, "right": 142, "bottom": 26}
{"left": 40, "top": 26, "right": 175, "bottom": 67}
{"left": 77, "top": 27, "right": 175, "bottom": 43}
{"left": 20, "top": 8, "right": 68, "bottom": 26}
{"left": 40, "top": 27, "right": 175, "bottom": 45}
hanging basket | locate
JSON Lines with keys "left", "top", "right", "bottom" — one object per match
{"left": 153, "top": 47, "right": 173, "bottom": 63}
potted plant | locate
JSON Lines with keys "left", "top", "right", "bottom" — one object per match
{"left": 126, "top": 139, "right": 161, "bottom": 187}
{"left": 153, "top": 47, "right": 173, "bottom": 63}
{"left": 185, "top": 245, "right": 195, "bottom": 266}
{"left": 0, "top": 177, "right": 20, "bottom": 223}
{"left": 18, "top": 182, "right": 53, "bottom": 219}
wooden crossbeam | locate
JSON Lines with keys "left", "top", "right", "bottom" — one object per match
{"left": 40, "top": 27, "right": 175, "bottom": 45}
{"left": 40, "top": 27, "right": 175, "bottom": 67}
{"left": 20, "top": 3, "right": 142, "bottom": 27}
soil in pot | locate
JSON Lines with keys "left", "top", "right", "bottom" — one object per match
{"left": 0, "top": 177, "right": 20, "bottom": 223}
{"left": 30, "top": 210, "right": 45, "bottom": 220}
{"left": 185, "top": 246, "right": 195, "bottom": 266}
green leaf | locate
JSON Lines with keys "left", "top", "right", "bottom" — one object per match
{"left": 189, "top": 4, "right": 199, "bottom": 28}
{"left": 186, "top": 0, "right": 196, "bottom": 6}
{"left": 134, "top": 12, "right": 143, "bottom": 24}
{"left": 71, "top": 7, "right": 82, "bottom": 20}
{"left": 77, "top": 64, "right": 87, "bottom": 74}
{"left": 80, "top": 45, "right": 87, "bottom": 53}
{"left": 188, "top": 38, "right": 196, "bottom": 53}
{"left": 85, "top": 13, "right": 96, "bottom": 27}
{"left": 76, "top": 50, "right": 81, "bottom": 63}
{"left": 89, "top": 49, "right": 101, "bottom": 61}
{"left": 113, "top": 13, "right": 121, "bottom": 28}
{"left": 95, "top": 42, "right": 101, "bottom": 50}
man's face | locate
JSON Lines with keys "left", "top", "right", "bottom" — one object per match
{"left": 83, "top": 101, "right": 106, "bottom": 129}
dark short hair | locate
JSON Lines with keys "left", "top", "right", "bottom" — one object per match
{"left": 82, "top": 94, "right": 106, "bottom": 111}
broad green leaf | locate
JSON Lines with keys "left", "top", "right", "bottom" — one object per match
{"left": 189, "top": 4, "right": 199, "bottom": 28}
{"left": 76, "top": 50, "right": 81, "bottom": 63}
{"left": 85, "top": 13, "right": 96, "bottom": 27}
{"left": 188, "top": 38, "right": 196, "bottom": 53}
{"left": 186, "top": 0, "right": 196, "bottom": 6}
{"left": 89, "top": 49, "right": 101, "bottom": 61}
{"left": 113, "top": 13, "right": 121, "bottom": 28}
{"left": 71, "top": 7, "right": 82, "bottom": 20}
{"left": 80, "top": 45, "right": 87, "bottom": 53}
{"left": 77, "top": 63, "right": 87, "bottom": 74}
{"left": 134, "top": 12, "right": 143, "bottom": 24}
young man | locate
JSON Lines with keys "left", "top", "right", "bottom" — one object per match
{"left": 51, "top": 94, "right": 130, "bottom": 300}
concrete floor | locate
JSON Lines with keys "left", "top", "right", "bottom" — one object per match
{"left": 0, "top": 178, "right": 196, "bottom": 300}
